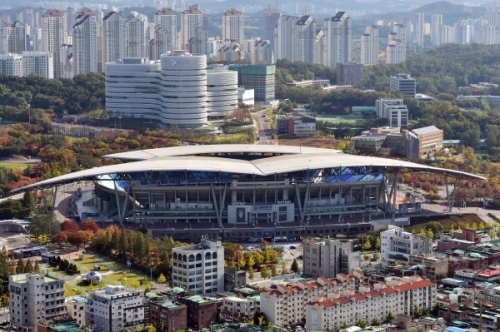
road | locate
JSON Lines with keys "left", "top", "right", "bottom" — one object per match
{"left": 251, "top": 109, "right": 276, "bottom": 145}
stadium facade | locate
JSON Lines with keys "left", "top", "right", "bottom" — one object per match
{"left": 14, "top": 145, "right": 484, "bottom": 242}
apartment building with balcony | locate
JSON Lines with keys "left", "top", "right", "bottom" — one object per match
{"left": 260, "top": 272, "right": 362, "bottom": 326}
{"left": 172, "top": 239, "right": 224, "bottom": 295}
{"left": 9, "top": 273, "right": 66, "bottom": 332}
{"left": 85, "top": 285, "right": 145, "bottom": 332}
{"left": 306, "top": 276, "right": 436, "bottom": 331}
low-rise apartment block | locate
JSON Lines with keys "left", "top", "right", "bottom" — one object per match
{"left": 381, "top": 226, "right": 433, "bottom": 266}
{"left": 409, "top": 254, "right": 449, "bottom": 281}
{"left": 9, "top": 273, "right": 66, "bottom": 332}
{"left": 303, "top": 238, "right": 360, "bottom": 278}
{"left": 260, "top": 273, "right": 362, "bottom": 326}
{"left": 306, "top": 276, "right": 436, "bottom": 331}
{"left": 149, "top": 296, "right": 187, "bottom": 332}
{"left": 276, "top": 114, "right": 316, "bottom": 136}
{"left": 86, "top": 285, "right": 145, "bottom": 332}
{"left": 179, "top": 295, "right": 218, "bottom": 330}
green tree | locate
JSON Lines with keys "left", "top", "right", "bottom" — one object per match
{"left": 363, "top": 253, "right": 370, "bottom": 261}
{"left": 291, "top": 259, "right": 299, "bottom": 273}
{"left": 371, "top": 318, "right": 381, "bottom": 326}
{"left": 261, "top": 265, "right": 269, "bottom": 278}
{"left": 22, "top": 191, "right": 35, "bottom": 212}
{"left": 426, "top": 229, "right": 434, "bottom": 239}
{"left": 157, "top": 273, "right": 167, "bottom": 283}
{"left": 24, "top": 259, "right": 34, "bottom": 273}
{"left": 16, "top": 259, "right": 24, "bottom": 274}
{"left": 280, "top": 261, "right": 288, "bottom": 275}
{"left": 355, "top": 319, "right": 367, "bottom": 329}
{"left": 375, "top": 237, "right": 381, "bottom": 250}
{"left": 248, "top": 267, "right": 254, "bottom": 280}
{"left": 373, "top": 252, "right": 380, "bottom": 261}
{"left": 340, "top": 322, "right": 349, "bottom": 329}
{"left": 385, "top": 310, "right": 395, "bottom": 323}
{"left": 147, "top": 325, "right": 156, "bottom": 332}
{"left": 425, "top": 221, "right": 444, "bottom": 238}
{"left": 33, "top": 261, "right": 41, "bottom": 274}
{"left": 29, "top": 213, "right": 61, "bottom": 237}
{"left": 271, "top": 264, "right": 277, "bottom": 277}
{"left": 363, "top": 237, "right": 372, "bottom": 251}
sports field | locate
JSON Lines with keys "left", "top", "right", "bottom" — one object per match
{"left": 0, "top": 162, "right": 28, "bottom": 169}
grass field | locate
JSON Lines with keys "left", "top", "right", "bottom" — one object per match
{"left": 45, "top": 254, "right": 151, "bottom": 296}
{"left": 0, "top": 162, "right": 28, "bottom": 169}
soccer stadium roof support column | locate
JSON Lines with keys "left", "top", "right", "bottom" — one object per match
{"left": 113, "top": 180, "right": 130, "bottom": 225}
{"left": 295, "top": 182, "right": 304, "bottom": 222}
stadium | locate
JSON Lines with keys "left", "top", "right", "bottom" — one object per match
{"left": 14, "top": 144, "right": 484, "bottom": 242}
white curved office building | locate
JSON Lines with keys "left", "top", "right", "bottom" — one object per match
{"left": 105, "top": 58, "right": 161, "bottom": 120}
{"left": 160, "top": 51, "right": 207, "bottom": 126}
{"left": 207, "top": 65, "right": 238, "bottom": 119}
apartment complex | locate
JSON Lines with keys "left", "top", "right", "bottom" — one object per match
{"left": 9, "top": 273, "right": 66, "bottom": 332}
{"left": 260, "top": 273, "right": 362, "bottom": 326}
{"left": 149, "top": 297, "right": 187, "bottom": 332}
{"left": 381, "top": 226, "right": 433, "bottom": 266}
{"left": 21, "top": 51, "right": 53, "bottom": 78}
{"left": 171, "top": 239, "right": 224, "bottom": 295}
{"left": 0, "top": 53, "right": 23, "bottom": 76}
{"left": 360, "top": 25, "right": 379, "bottom": 65}
{"left": 390, "top": 73, "right": 417, "bottom": 97}
{"left": 303, "top": 238, "right": 360, "bottom": 278}
{"left": 101, "top": 11, "right": 126, "bottom": 67}
{"left": 386, "top": 24, "right": 406, "bottom": 64}
{"left": 152, "top": 8, "right": 177, "bottom": 59}
{"left": 41, "top": 9, "right": 65, "bottom": 78}
{"left": 376, "top": 98, "right": 409, "bottom": 128}
{"left": 1, "top": 21, "right": 27, "bottom": 54}
{"left": 72, "top": 8, "right": 101, "bottom": 74}
{"left": 306, "top": 276, "right": 436, "bottom": 331}
{"left": 181, "top": 5, "right": 204, "bottom": 50}
{"left": 85, "top": 285, "right": 145, "bottom": 332}
{"left": 325, "top": 12, "right": 351, "bottom": 68}
{"left": 222, "top": 9, "right": 244, "bottom": 45}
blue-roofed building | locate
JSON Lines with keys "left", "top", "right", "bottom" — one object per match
{"left": 445, "top": 326, "right": 468, "bottom": 332}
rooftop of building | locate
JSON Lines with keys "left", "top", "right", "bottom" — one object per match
{"left": 183, "top": 294, "right": 215, "bottom": 304}
{"left": 183, "top": 5, "right": 202, "bottom": 14}
{"left": 10, "top": 273, "right": 61, "bottom": 284}
{"left": 411, "top": 125, "right": 442, "bottom": 136}
{"left": 174, "top": 239, "right": 220, "bottom": 252}
{"left": 156, "top": 7, "right": 175, "bottom": 15}
{"left": 38, "top": 317, "right": 82, "bottom": 332}
{"left": 224, "top": 8, "right": 243, "bottom": 16}
{"left": 92, "top": 285, "right": 140, "bottom": 298}
{"left": 477, "top": 269, "right": 500, "bottom": 277}
{"left": 43, "top": 9, "right": 63, "bottom": 17}
{"left": 160, "top": 300, "right": 184, "bottom": 309}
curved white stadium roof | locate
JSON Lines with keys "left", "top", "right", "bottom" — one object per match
{"left": 103, "top": 144, "right": 342, "bottom": 160}
{"left": 11, "top": 145, "right": 485, "bottom": 193}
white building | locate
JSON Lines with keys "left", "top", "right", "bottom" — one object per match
{"left": 102, "top": 11, "right": 126, "bottom": 68}
{"left": 381, "top": 225, "right": 433, "bottom": 265}
{"left": 126, "top": 13, "right": 149, "bottom": 58}
{"left": 105, "top": 58, "right": 161, "bottom": 120}
{"left": 187, "top": 25, "right": 208, "bottom": 57}
{"left": 314, "top": 30, "right": 327, "bottom": 66}
{"left": 206, "top": 65, "right": 238, "bottom": 120}
{"left": 65, "top": 296, "right": 86, "bottom": 326}
{"left": 375, "top": 98, "right": 409, "bottom": 128}
{"left": 152, "top": 7, "right": 177, "bottom": 59}
{"left": 306, "top": 276, "right": 436, "bottom": 331}
{"left": 238, "top": 88, "right": 254, "bottom": 106}
{"left": 390, "top": 73, "right": 416, "bottom": 97}
{"left": 221, "top": 295, "right": 258, "bottom": 318}
{"left": 440, "top": 25, "right": 455, "bottom": 44}
{"left": 431, "top": 14, "right": 443, "bottom": 46}
{"left": 455, "top": 21, "right": 472, "bottom": 44}
{"left": 73, "top": 8, "right": 101, "bottom": 75}
{"left": 218, "top": 40, "right": 241, "bottom": 62}
{"left": 0, "top": 53, "right": 22, "bottom": 76}
{"left": 260, "top": 273, "right": 362, "bottom": 327}
{"left": 414, "top": 13, "right": 425, "bottom": 46}
{"left": 303, "top": 238, "right": 360, "bottom": 278}
{"left": 181, "top": 5, "right": 203, "bottom": 50}
{"left": 386, "top": 24, "right": 406, "bottom": 65}
{"left": 22, "top": 51, "right": 53, "bottom": 78}
{"left": 171, "top": 238, "right": 224, "bottom": 295}
{"left": 9, "top": 273, "right": 66, "bottom": 332}
{"left": 274, "top": 15, "right": 299, "bottom": 61}
{"left": 264, "top": 10, "right": 281, "bottom": 48}
{"left": 2, "top": 21, "right": 27, "bottom": 54}
{"left": 86, "top": 285, "right": 145, "bottom": 332}
{"left": 325, "top": 11, "right": 351, "bottom": 68}
{"left": 59, "top": 44, "right": 74, "bottom": 78}
{"left": 360, "top": 25, "right": 379, "bottom": 65}
{"left": 294, "top": 15, "right": 316, "bottom": 64}
{"left": 41, "top": 9, "right": 65, "bottom": 78}
{"left": 222, "top": 9, "right": 244, "bottom": 46}
{"left": 253, "top": 40, "right": 274, "bottom": 65}
{"left": 31, "top": 26, "right": 42, "bottom": 52}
